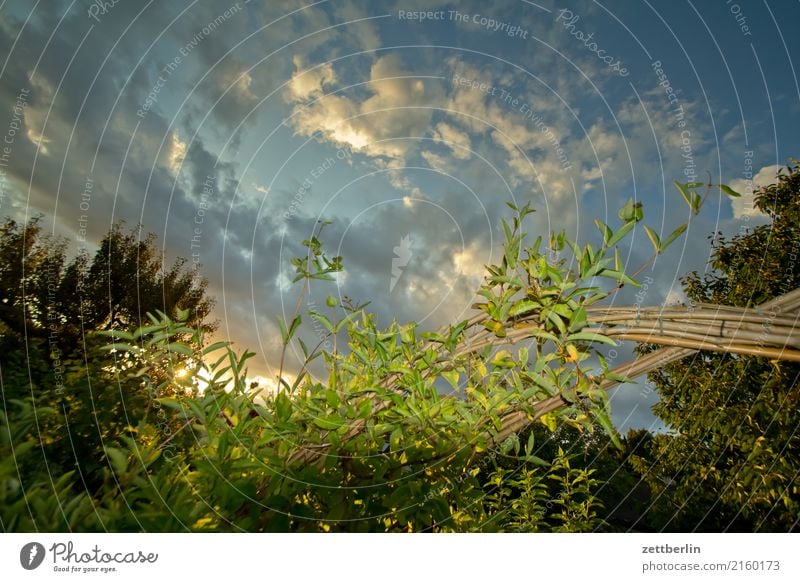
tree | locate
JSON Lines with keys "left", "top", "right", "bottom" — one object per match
{"left": 0, "top": 218, "right": 214, "bottom": 343}
{"left": 0, "top": 219, "right": 215, "bottom": 491}
{"left": 630, "top": 162, "right": 800, "bottom": 532}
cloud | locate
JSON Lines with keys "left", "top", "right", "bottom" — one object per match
{"left": 727, "top": 164, "right": 781, "bottom": 219}
{"left": 286, "top": 56, "right": 338, "bottom": 102}
{"left": 286, "top": 53, "right": 441, "bottom": 161}
{"left": 431, "top": 122, "right": 472, "bottom": 159}
{"left": 166, "top": 132, "right": 188, "bottom": 174}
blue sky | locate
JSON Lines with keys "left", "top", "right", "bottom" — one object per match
{"left": 1, "top": 0, "right": 798, "bottom": 430}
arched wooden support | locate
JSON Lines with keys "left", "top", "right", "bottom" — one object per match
{"left": 288, "top": 287, "right": 800, "bottom": 467}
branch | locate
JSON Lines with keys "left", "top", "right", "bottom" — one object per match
{"left": 489, "top": 286, "right": 800, "bottom": 445}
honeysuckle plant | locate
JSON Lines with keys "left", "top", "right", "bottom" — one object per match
{"left": 8, "top": 179, "right": 797, "bottom": 532}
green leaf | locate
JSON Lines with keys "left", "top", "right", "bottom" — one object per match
{"left": 166, "top": 343, "right": 193, "bottom": 356}
{"left": 278, "top": 318, "right": 289, "bottom": 343}
{"left": 509, "top": 299, "right": 541, "bottom": 317}
{"left": 100, "top": 329, "right": 135, "bottom": 340}
{"left": 606, "top": 220, "right": 635, "bottom": 248}
{"left": 202, "top": 341, "right": 230, "bottom": 356}
{"left": 524, "top": 455, "right": 551, "bottom": 467}
{"left": 333, "top": 311, "right": 359, "bottom": 333}
{"left": 324, "top": 389, "right": 340, "bottom": 408}
{"left": 492, "top": 350, "right": 516, "bottom": 368}
{"left": 546, "top": 310, "right": 567, "bottom": 335}
{"left": 566, "top": 332, "right": 616, "bottom": 346}
{"left": 525, "top": 432, "right": 535, "bottom": 456}
{"left": 421, "top": 332, "right": 446, "bottom": 343}
{"left": 133, "top": 324, "right": 164, "bottom": 339}
{"left": 275, "top": 393, "right": 292, "bottom": 421}
{"left": 567, "top": 306, "right": 588, "bottom": 332}
{"left": 442, "top": 370, "right": 460, "bottom": 389}
{"left": 308, "top": 312, "right": 333, "bottom": 333}
{"left": 595, "top": 409, "right": 622, "bottom": 449}
{"left": 643, "top": 225, "right": 661, "bottom": 254}
{"left": 604, "top": 370, "right": 634, "bottom": 384}
{"left": 501, "top": 217, "right": 513, "bottom": 243}
{"left": 661, "top": 223, "right": 687, "bottom": 251}
{"left": 400, "top": 324, "right": 416, "bottom": 344}
{"left": 579, "top": 248, "right": 591, "bottom": 278}
{"left": 583, "top": 257, "right": 613, "bottom": 279}
{"left": 525, "top": 328, "right": 559, "bottom": 343}
{"left": 633, "top": 202, "right": 644, "bottom": 222}
{"left": 486, "top": 321, "right": 507, "bottom": 338}
{"left": 313, "top": 414, "right": 344, "bottom": 431}
{"left": 104, "top": 446, "right": 128, "bottom": 474}
{"left": 618, "top": 199, "right": 636, "bottom": 222}
{"left": 690, "top": 192, "right": 702, "bottom": 214}
{"left": 673, "top": 181, "right": 692, "bottom": 208}
{"left": 390, "top": 427, "right": 403, "bottom": 451}
{"left": 594, "top": 219, "right": 612, "bottom": 246}
{"left": 600, "top": 268, "right": 640, "bottom": 287}
{"left": 719, "top": 184, "right": 741, "bottom": 197}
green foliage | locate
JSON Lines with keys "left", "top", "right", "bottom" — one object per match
{"left": 0, "top": 219, "right": 216, "bottom": 518}
{"left": 635, "top": 162, "right": 800, "bottom": 531}
{"left": 4, "top": 201, "right": 648, "bottom": 531}
{"left": 2, "top": 175, "right": 773, "bottom": 532}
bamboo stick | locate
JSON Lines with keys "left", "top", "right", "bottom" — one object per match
{"left": 287, "top": 287, "right": 799, "bottom": 468}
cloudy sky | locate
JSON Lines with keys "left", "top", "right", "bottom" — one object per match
{"left": 1, "top": 0, "right": 798, "bottom": 430}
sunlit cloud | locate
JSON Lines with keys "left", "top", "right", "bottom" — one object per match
{"left": 728, "top": 164, "right": 781, "bottom": 219}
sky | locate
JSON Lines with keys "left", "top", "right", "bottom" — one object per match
{"left": 1, "top": 0, "right": 798, "bottom": 431}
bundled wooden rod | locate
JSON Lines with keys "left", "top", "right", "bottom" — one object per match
{"left": 491, "top": 288, "right": 800, "bottom": 445}
{"left": 287, "top": 288, "right": 800, "bottom": 467}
